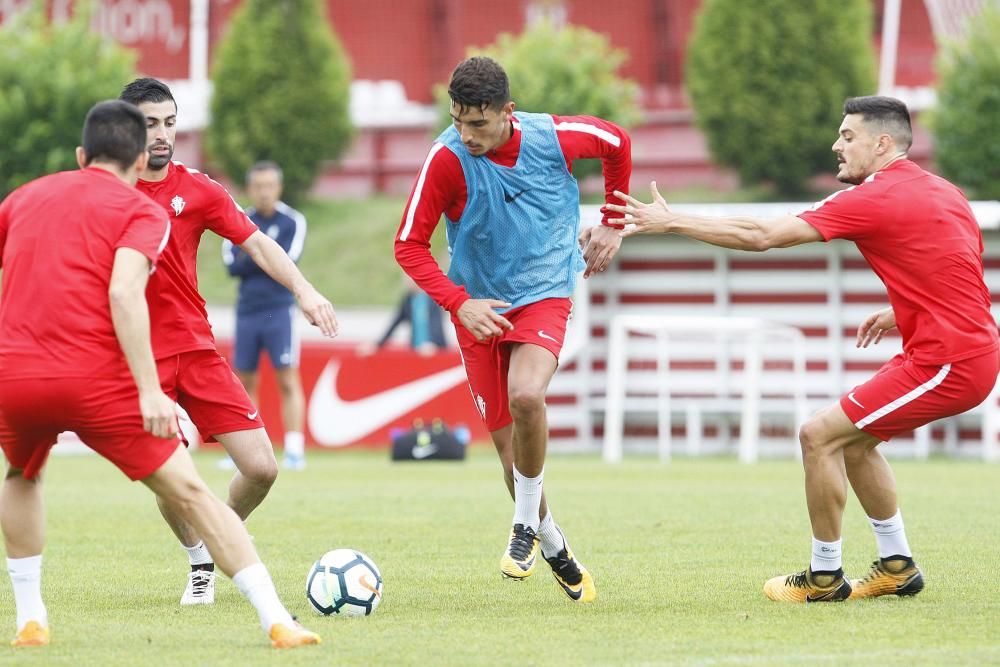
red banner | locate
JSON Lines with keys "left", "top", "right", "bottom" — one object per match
{"left": 214, "top": 341, "right": 488, "bottom": 448}
{"left": 0, "top": 0, "right": 191, "bottom": 80}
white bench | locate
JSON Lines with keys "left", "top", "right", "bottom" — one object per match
{"left": 601, "top": 314, "right": 808, "bottom": 464}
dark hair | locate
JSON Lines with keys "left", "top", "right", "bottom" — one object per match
{"left": 81, "top": 100, "right": 148, "bottom": 170}
{"left": 246, "top": 160, "right": 283, "bottom": 184}
{"left": 119, "top": 77, "right": 176, "bottom": 109}
{"left": 843, "top": 95, "right": 912, "bottom": 151}
{"left": 447, "top": 56, "right": 510, "bottom": 115}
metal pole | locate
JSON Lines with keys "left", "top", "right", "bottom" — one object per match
{"left": 878, "top": 0, "right": 902, "bottom": 94}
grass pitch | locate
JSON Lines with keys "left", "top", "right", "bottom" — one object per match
{"left": 1, "top": 448, "right": 998, "bottom": 666}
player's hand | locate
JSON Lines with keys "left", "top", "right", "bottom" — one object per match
{"left": 457, "top": 298, "right": 513, "bottom": 341}
{"left": 606, "top": 181, "right": 677, "bottom": 237}
{"left": 580, "top": 224, "right": 623, "bottom": 278}
{"left": 139, "top": 390, "right": 179, "bottom": 439}
{"left": 856, "top": 307, "right": 896, "bottom": 348}
{"left": 297, "top": 285, "right": 339, "bottom": 338}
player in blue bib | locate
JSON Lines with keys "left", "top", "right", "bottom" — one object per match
{"left": 395, "top": 57, "right": 632, "bottom": 602}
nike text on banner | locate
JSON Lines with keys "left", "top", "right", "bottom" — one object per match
{"left": 307, "top": 361, "right": 467, "bottom": 446}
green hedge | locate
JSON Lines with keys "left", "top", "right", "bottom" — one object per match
{"left": 686, "top": 0, "right": 876, "bottom": 195}
{"left": 206, "top": 0, "right": 353, "bottom": 204}
{"left": 929, "top": 6, "right": 1000, "bottom": 199}
{"left": 0, "top": 5, "right": 137, "bottom": 198}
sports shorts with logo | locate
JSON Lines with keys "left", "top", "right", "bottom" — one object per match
{"left": 840, "top": 348, "right": 1000, "bottom": 441}
{"left": 158, "top": 349, "right": 264, "bottom": 440}
{"left": 234, "top": 305, "right": 300, "bottom": 372}
{"left": 0, "top": 376, "right": 181, "bottom": 481}
{"left": 453, "top": 297, "right": 572, "bottom": 432}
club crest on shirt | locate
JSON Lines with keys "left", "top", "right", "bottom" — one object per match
{"left": 170, "top": 195, "right": 186, "bottom": 216}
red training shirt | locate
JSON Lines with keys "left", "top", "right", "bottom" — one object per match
{"left": 0, "top": 167, "right": 170, "bottom": 381}
{"left": 799, "top": 159, "right": 998, "bottom": 364}
{"left": 395, "top": 114, "right": 632, "bottom": 314}
{"left": 137, "top": 161, "right": 257, "bottom": 359}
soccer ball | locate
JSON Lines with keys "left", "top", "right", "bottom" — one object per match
{"left": 306, "top": 549, "right": 383, "bottom": 616}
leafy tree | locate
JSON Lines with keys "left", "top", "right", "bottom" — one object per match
{"left": 437, "top": 21, "right": 641, "bottom": 180}
{"left": 207, "top": 0, "right": 352, "bottom": 203}
{"left": 929, "top": 5, "right": 1000, "bottom": 199}
{"left": 0, "top": 3, "right": 137, "bottom": 198}
{"left": 686, "top": 0, "right": 876, "bottom": 195}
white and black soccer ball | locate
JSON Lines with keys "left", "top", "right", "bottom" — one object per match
{"left": 306, "top": 549, "right": 383, "bottom": 616}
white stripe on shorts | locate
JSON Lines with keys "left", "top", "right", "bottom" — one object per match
{"left": 854, "top": 363, "right": 952, "bottom": 429}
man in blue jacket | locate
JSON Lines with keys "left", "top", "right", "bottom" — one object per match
{"left": 223, "top": 161, "right": 308, "bottom": 470}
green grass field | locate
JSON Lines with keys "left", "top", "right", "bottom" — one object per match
{"left": 3, "top": 449, "right": 998, "bottom": 666}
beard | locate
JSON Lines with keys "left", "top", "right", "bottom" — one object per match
{"left": 836, "top": 162, "right": 864, "bottom": 185}
{"left": 147, "top": 144, "right": 174, "bottom": 170}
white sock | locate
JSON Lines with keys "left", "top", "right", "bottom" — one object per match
{"left": 284, "top": 431, "right": 305, "bottom": 457}
{"left": 184, "top": 541, "right": 213, "bottom": 567}
{"left": 512, "top": 466, "right": 544, "bottom": 532}
{"left": 810, "top": 537, "right": 842, "bottom": 573}
{"left": 537, "top": 513, "right": 568, "bottom": 558}
{"left": 869, "top": 509, "right": 912, "bottom": 559}
{"left": 7, "top": 555, "right": 47, "bottom": 629}
{"left": 232, "top": 563, "right": 294, "bottom": 633}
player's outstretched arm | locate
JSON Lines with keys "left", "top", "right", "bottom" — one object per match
{"left": 856, "top": 307, "right": 896, "bottom": 348}
{"left": 239, "top": 230, "right": 339, "bottom": 337}
{"left": 109, "top": 248, "right": 178, "bottom": 439}
{"left": 608, "top": 182, "right": 823, "bottom": 251}
{"left": 456, "top": 298, "right": 514, "bottom": 341}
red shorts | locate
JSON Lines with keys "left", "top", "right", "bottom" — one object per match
{"left": 453, "top": 298, "right": 572, "bottom": 432}
{"left": 841, "top": 348, "right": 1000, "bottom": 441}
{"left": 0, "top": 376, "right": 181, "bottom": 481}
{"left": 158, "top": 350, "right": 263, "bottom": 440}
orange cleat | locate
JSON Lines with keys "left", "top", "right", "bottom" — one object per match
{"left": 269, "top": 622, "right": 321, "bottom": 649}
{"left": 850, "top": 557, "right": 924, "bottom": 600}
{"left": 11, "top": 621, "right": 49, "bottom": 647}
{"left": 763, "top": 568, "right": 852, "bottom": 603}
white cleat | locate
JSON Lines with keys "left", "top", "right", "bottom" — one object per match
{"left": 216, "top": 456, "right": 237, "bottom": 471}
{"left": 180, "top": 569, "right": 216, "bottom": 606}
{"left": 283, "top": 453, "right": 306, "bottom": 471}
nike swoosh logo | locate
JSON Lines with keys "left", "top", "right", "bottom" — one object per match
{"left": 247, "top": 410, "right": 259, "bottom": 420}
{"left": 554, "top": 577, "right": 583, "bottom": 600}
{"left": 847, "top": 392, "right": 864, "bottom": 409}
{"left": 308, "top": 361, "right": 467, "bottom": 447}
{"left": 538, "top": 330, "right": 558, "bottom": 343}
{"left": 412, "top": 444, "right": 439, "bottom": 459}
{"left": 503, "top": 188, "right": 530, "bottom": 203}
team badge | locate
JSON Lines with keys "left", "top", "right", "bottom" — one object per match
{"left": 170, "top": 195, "right": 186, "bottom": 216}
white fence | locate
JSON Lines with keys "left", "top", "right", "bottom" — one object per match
{"left": 549, "top": 202, "right": 1000, "bottom": 461}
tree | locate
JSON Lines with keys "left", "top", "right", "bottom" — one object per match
{"left": 929, "top": 5, "right": 1000, "bottom": 199}
{"left": 207, "top": 0, "right": 353, "bottom": 204}
{"left": 686, "top": 0, "right": 876, "bottom": 195}
{"left": 437, "top": 21, "right": 641, "bottom": 180}
{"left": 0, "top": 4, "right": 137, "bottom": 199}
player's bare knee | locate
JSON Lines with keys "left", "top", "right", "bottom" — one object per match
{"left": 798, "top": 418, "right": 832, "bottom": 459}
{"left": 239, "top": 454, "right": 278, "bottom": 488}
{"left": 277, "top": 376, "right": 301, "bottom": 398}
{"left": 162, "top": 476, "right": 212, "bottom": 516}
{"left": 507, "top": 386, "right": 545, "bottom": 419}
